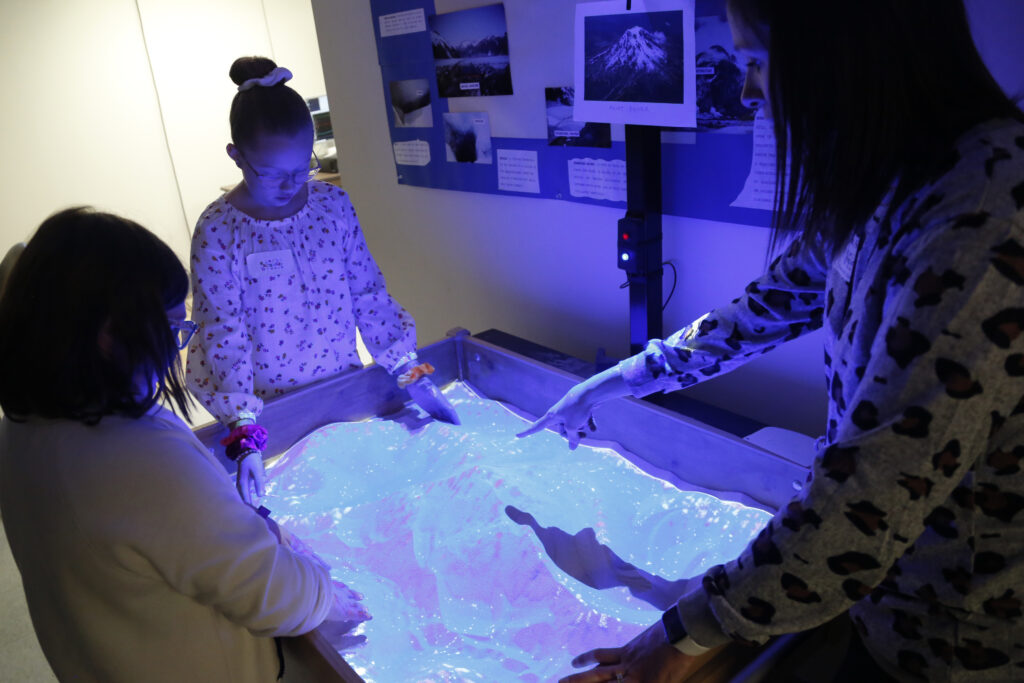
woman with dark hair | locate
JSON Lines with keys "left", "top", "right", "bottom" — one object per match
{"left": 521, "top": 1, "right": 1024, "bottom": 681}
{"left": 0, "top": 208, "right": 363, "bottom": 682}
{"left": 188, "top": 56, "right": 457, "bottom": 506}
{"left": 0, "top": 208, "right": 194, "bottom": 422}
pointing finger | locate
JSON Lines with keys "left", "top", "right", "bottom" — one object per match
{"left": 516, "top": 415, "right": 555, "bottom": 438}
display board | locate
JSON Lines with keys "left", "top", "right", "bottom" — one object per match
{"left": 370, "top": 0, "right": 773, "bottom": 228}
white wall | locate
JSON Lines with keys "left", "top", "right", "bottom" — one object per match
{"left": 309, "top": 0, "right": 1024, "bottom": 438}
{"left": 137, "top": 0, "right": 328, "bottom": 234}
{"left": 0, "top": 0, "right": 326, "bottom": 266}
{"left": 0, "top": 0, "right": 188, "bottom": 259}
{"left": 262, "top": 0, "right": 328, "bottom": 100}
{"left": 136, "top": 0, "right": 274, "bottom": 239}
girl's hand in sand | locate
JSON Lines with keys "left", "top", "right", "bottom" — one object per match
{"left": 327, "top": 580, "right": 371, "bottom": 624}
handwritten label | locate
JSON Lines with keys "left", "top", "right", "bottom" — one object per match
{"left": 379, "top": 9, "right": 426, "bottom": 38}
{"left": 246, "top": 249, "right": 295, "bottom": 279}
{"left": 605, "top": 102, "right": 651, "bottom": 113}
{"left": 459, "top": 82, "right": 481, "bottom": 91}
{"left": 393, "top": 140, "right": 431, "bottom": 166}
{"left": 568, "top": 158, "right": 627, "bottom": 202}
{"left": 497, "top": 149, "right": 540, "bottom": 194}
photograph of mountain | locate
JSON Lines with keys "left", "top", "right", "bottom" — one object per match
{"left": 545, "top": 87, "right": 611, "bottom": 147}
{"left": 583, "top": 10, "right": 684, "bottom": 104}
{"left": 443, "top": 112, "right": 493, "bottom": 164}
{"left": 390, "top": 78, "right": 433, "bottom": 128}
{"left": 694, "top": 14, "right": 756, "bottom": 131}
{"left": 429, "top": 3, "right": 513, "bottom": 98}
{"left": 574, "top": 0, "right": 696, "bottom": 127}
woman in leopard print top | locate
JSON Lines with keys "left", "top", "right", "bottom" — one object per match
{"left": 523, "top": 2, "right": 1024, "bottom": 681}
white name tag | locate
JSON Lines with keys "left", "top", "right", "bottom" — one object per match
{"left": 835, "top": 234, "right": 860, "bottom": 283}
{"left": 246, "top": 249, "right": 296, "bottom": 279}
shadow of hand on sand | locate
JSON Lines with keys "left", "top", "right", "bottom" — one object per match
{"left": 381, "top": 406, "right": 434, "bottom": 434}
{"left": 505, "top": 505, "right": 693, "bottom": 610}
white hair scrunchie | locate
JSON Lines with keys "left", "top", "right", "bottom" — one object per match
{"left": 237, "top": 66, "right": 293, "bottom": 92}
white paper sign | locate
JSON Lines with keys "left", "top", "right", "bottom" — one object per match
{"left": 497, "top": 150, "right": 540, "bottom": 194}
{"left": 393, "top": 140, "right": 431, "bottom": 167}
{"left": 568, "top": 158, "right": 627, "bottom": 203}
{"left": 379, "top": 9, "right": 426, "bottom": 38}
{"left": 730, "top": 109, "right": 777, "bottom": 211}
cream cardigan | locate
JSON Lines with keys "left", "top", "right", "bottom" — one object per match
{"left": 0, "top": 406, "right": 332, "bottom": 682}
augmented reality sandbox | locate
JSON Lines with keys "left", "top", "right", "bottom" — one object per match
{"left": 194, "top": 332, "right": 809, "bottom": 682}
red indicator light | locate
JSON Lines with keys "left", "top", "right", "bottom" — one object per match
{"left": 621, "top": 232, "right": 630, "bottom": 240}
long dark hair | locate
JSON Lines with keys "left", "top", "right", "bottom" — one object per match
{"left": 0, "top": 208, "right": 193, "bottom": 423}
{"left": 729, "top": 0, "right": 1024, "bottom": 257}
{"left": 228, "top": 56, "right": 313, "bottom": 150}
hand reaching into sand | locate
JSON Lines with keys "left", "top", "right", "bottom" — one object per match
{"left": 317, "top": 580, "right": 372, "bottom": 651}
{"left": 327, "top": 580, "right": 371, "bottom": 623}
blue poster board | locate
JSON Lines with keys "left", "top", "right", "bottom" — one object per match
{"left": 369, "top": 0, "right": 772, "bottom": 228}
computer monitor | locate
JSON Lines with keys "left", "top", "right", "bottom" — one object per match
{"left": 306, "top": 95, "right": 333, "bottom": 142}
{"left": 306, "top": 95, "right": 337, "bottom": 172}
{"left": 312, "top": 111, "right": 333, "bottom": 141}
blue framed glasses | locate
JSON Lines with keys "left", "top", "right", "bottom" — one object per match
{"left": 170, "top": 320, "right": 198, "bottom": 350}
{"left": 237, "top": 149, "right": 321, "bottom": 185}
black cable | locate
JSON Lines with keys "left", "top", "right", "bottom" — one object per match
{"left": 662, "top": 261, "right": 678, "bottom": 310}
{"left": 619, "top": 262, "right": 677, "bottom": 310}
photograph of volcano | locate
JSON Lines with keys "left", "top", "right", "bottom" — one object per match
{"left": 429, "top": 3, "right": 513, "bottom": 98}
{"left": 574, "top": 1, "right": 696, "bottom": 127}
{"left": 583, "top": 10, "right": 684, "bottom": 104}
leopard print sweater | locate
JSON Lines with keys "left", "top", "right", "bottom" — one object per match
{"left": 619, "top": 117, "right": 1024, "bottom": 681}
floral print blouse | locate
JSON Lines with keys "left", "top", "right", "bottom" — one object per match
{"left": 186, "top": 182, "right": 416, "bottom": 425}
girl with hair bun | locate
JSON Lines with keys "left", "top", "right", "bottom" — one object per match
{"left": 188, "top": 56, "right": 457, "bottom": 505}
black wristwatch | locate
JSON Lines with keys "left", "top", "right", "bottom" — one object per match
{"left": 661, "top": 605, "right": 711, "bottom": 656}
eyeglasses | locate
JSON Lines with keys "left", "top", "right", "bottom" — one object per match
{"left": 237, "top": 149, "right": 321, "bottom": 185}
{"left": 169, "top": 320, "right": 198, "bottom": 350}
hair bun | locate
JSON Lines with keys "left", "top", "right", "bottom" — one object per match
{"left": 229, "top": 56, "right": 278, "bottom": 86}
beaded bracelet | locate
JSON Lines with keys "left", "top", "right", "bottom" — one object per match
{"left": 396, "top": 362, "right": 435, "bottom": 388}
{"left": 234, "top": 448, "right": 261, "bottom": 462}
